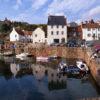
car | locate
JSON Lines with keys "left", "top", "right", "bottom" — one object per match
{"left": 50, "top": 43, "right": 60, "bottom": 46}
{"left": 59, "top": 43, "right": 66, "bottom": 46}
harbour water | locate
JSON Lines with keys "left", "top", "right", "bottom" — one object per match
{"left": 0, "top": 56, "right": 99, "bottom": 100}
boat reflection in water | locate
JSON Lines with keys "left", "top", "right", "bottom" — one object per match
{"left": 0, "top": 57, "right": 99, "bottom": 100}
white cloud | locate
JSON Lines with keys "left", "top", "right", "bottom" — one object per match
{"left": 88, "top": 6, "right": 100, "bottom": 17}
{"left": 82, "top": 6, "right": 100, "bottom": 20}
{"left": 32, "top": 0, "right": 48, "bottom": 11}
{"left": 46, "top": 0, "right": 96, "bottom": 15}
{"left": 16, "top": 0, "right": 22, "bottom": 5}
{"left": 13, "top": 0, "right": 22, "bottom": 10}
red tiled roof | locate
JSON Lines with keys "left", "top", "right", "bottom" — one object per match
{"left": 15, "top": 28, "right": 32, "bottom": 36}
{"left": 82, "top": 22, "right": 100, "bottom": 28}
{"left": 77, "top": 25, "right": 82, "bottom": 32}
{"left": 15, "top": 29, "right": 25, "bottom": 36}
{"left": 23, "top": 31, "right": 32, "bottom": 35}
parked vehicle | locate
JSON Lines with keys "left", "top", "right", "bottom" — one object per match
{"left": 50, "top": 43, "right": 60, "bottom": 46}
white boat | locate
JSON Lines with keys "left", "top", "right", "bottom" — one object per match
{"left": 76, "top": 60, "right": 89, "bottom": 72}
{"left": 36, "top": 56, "right": 49, "bottom": 62}
{"left": 58, "top": 60, "right": 67, "bottom": 73}
{"left": 16, "top": 53, "right": 28, "bottom": 60}
{"left": 3, "top": 51, "right": 14, "bottom": 56}
{"left": 49, "top": 55, "right": 58, "bottom": 60}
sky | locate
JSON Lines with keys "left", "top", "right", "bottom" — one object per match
{"left": 0, "top": 0, "right": 100, "bottom": 24}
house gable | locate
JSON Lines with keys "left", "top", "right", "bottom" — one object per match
{"left": 32, "top": 27, "right": 46, "bottom": 43}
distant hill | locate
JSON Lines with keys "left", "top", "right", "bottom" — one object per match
{"left": 0, "top": 18, "right": 47, "bottom": 36}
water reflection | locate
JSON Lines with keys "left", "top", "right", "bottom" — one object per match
{"left": 31, "top": 64, "right": 45, "bottom": 81}
{"left": 0, "top": 57, "right": 99, "bottom": 100}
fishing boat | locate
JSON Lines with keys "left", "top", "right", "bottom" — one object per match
{"left": 58, "top": 62, "right": 81, "bottom": 75}
{"left": 58, "top": 60, "right": 68, "bottom": 73}
{"left": 76, "top": 60, "right": 89, "bottom": 72}
{"left": 36, "top": 56, "right": 49, "bottom": 62}
{"left": 3, "top": 51, "right": 14, "bottom": 56}
{"left": 16, "top": 53, "right": 28, "bottom": 60}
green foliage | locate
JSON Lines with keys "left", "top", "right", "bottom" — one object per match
{"left": 0, "top": 20, "right": 47, "bottom": 35}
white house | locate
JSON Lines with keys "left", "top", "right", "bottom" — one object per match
{"left": 10, "top": 63, "right": 20, "bottom": 77}
{"left": 32, "top": 27, "right": 46, "bottom": 43}
{"left": 81, "top": 20, "right": 100, "bottom": 41}
{"left": 10, "top": 27, "right": 25, "bottom": 42}
{"left": 10, "top": 27, "right": 32, "bottom": 42}
{"left": 47, "top": 15, "right": 67, "bottom": 44}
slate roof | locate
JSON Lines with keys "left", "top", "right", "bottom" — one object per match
{"left": 47, "top": 15, "right": 67, "bottom": 25}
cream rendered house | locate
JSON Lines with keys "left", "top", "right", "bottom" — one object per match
{"left": 81, "top": 20, "right": 100, "bottom": 41}
{"left": 47, "top": 15, "right": 67, "bottom": 44}
{"left": 32, "top": 27, "right": 46, "bottom": 43}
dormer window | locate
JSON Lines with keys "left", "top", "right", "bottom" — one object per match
{"left": 57, "top": 25, "right": 59, "bottom": 28}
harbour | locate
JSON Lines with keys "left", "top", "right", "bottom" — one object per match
{"left": 0, "top": 56, "right": 99, "bottom": 100}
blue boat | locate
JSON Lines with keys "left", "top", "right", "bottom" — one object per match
{"left": 58, "top": 61, "right": 83, "bottom": 75}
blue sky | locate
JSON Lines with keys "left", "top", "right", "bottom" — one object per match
{"left": 0, "top": 0, "right": 100, "bottom": 24}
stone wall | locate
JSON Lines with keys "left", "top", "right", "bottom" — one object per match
{"left": 30, "top": 46, "right": 100, "bottom": 86}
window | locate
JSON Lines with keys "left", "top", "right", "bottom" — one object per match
{"left": 62, "top": 31, "right": 64, "bottom": 35}
{"left": 57, "top": 31, "right": 59, "bottom": 35}
{"left": 51, "top": 31, "right": 53, "bottom": 35}
{"left": 87, "top": 33, "right": 91, "bottom": 37}
{"left": 87, "top": 28, "right": 91, "bottom": 31}
{"left": 98, "top": 34, "right": 100, "bottom": 37}
{"left": 54, "top": 39, "right": 59, "bottom": 43}
{"left": 15, "top": 35, "right": 17, "bottom": 37}
{"left": 93, "top": 28, "right": 95, "bottom": 30}
{"left": 62, "top": 25, "right": 64, "bottom": 28}
{"left": 35, "top": 34, "right": 37, "bottom": 37}
{"left": 98, "top": 28, "right": 100, "bottom": 31}
{"left": 92, "top": 34, "right": 95, "bottom": 38}
{"left": 61, "top": 38, "right": 65, "bottom": 43}
{"left": 98, "top": 34, "right": 100, "bottom": 39}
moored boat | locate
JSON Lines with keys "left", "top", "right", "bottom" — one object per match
{"left": 16, "top": 53, "right": 28, "bottom": 60}
{"left": 76, "top": 60, "right": 89, "bottom": 73}
{"left": 3, "top": 51, "right": 14, "bottom": 56}
{"left": 36, "top": 56, "right": 49, "bottom": 62}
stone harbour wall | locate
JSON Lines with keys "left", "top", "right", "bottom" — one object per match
{"left": 29, "top": 46, "right": 100, "bottom": 86}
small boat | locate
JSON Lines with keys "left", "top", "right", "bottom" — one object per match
{"left": 76, "top": 60, "right": 89, "bottom": 72}
{"left": 36, "top": 56, "right": 49, "bottom": 62}
{"left": 58, "top": 63, "right": 81, "bottom": 75}
{"left": 58, "top": 60, "right": 68, "bottom": 73}
{"left": 3, "top": 51, "right": 14, "bottom": 56}
{"left": 49, "top": 55, "right": 58, "bottom": 60}
{"left": 16, "top": 53, "right": 28, "bottom": 60}
{"left": 65, "top": 65, "right": 81, "bottom": 75}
